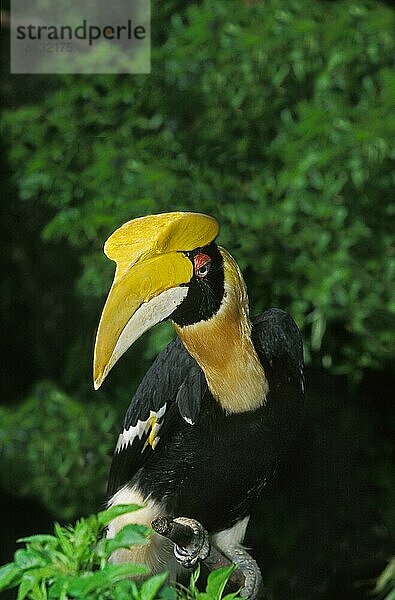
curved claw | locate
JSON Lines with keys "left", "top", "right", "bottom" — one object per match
{"left": 172, "top": 517, "right": 210, "bottom": 568}
{"left": 221, "top": 546, "right": 262, "bottom": 599}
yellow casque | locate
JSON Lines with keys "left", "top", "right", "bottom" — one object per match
{"left": 93, "top": 212, "right": 219, "bottom": 390}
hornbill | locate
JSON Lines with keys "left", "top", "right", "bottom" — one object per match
{"left": 93, "top": 212, "right": 304, "bottom": 598}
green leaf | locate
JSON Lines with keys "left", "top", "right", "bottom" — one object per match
{"left": 196, "top": 593, "right": 211, "bottom": 600}
{"left": 14, "top": 550, "right": 46, "bottom": 571}
{"left": 186, "top": 564, "right": 201, "bottom": 598}
{"left": 66, "top": 572, "right": 109, "bottom": 596}
{"left": 58, "top": 566, "right": 148, "bottom": 598}
{"left": 53, "top": 524, "right": 74, "bottom": 560}
{"left": 222, "top": 592, "right": 242, "bottom": 600}
{"left": 17, "top": 575, "right": 36, "bottom": 600}
{"left": 48, "top": 576, "right": 72, "bottom": 599}
{"left": 101, "top": 562, "right": 150, "bottom": 582}
{"left": 205, "top": 566, "right": 235, "bottom": 600}
{"left": 106, "top": 524, "right": 152, "bottom": 554}
{"left": 158, "top": 585, "right": 177, "bottom": 600}
{"left": 192, "top": 564, "right": 201, "bottom": 584}
{"left": 98, "top": 504, "right": 144, "bottom": 527}
{"left": 0, "top": 563, "right": 21, "bottom": 590}
{"left": 139, "top": 572, "right": 169, "bottom": 600}
{"left": 373, "top": 557, "right": 395, "bottom": 597}
{"left": 17, "top": 535, "right": 58, "bottom": 545}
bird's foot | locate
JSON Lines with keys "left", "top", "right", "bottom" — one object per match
{"left": 224, "top": 546, "right": 262, "bottom": 599}
{"left": 172, "top": 517, "right": 210, "bottom": 568}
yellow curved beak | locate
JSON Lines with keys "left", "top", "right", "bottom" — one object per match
{"left": 93, "top": 212, "right": 219, "bottom": 389}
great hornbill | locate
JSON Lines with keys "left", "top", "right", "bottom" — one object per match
{"left": 93, "top": 212, "right": 304, "bottom": 598}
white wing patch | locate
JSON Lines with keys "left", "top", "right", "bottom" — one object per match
{"left": 116, "top": 403, "right": 167, "bottom": 453}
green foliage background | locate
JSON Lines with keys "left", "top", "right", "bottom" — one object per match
{"left": 1, "top": 0, "right": 394, "bottom": 598}
{"left": 0, "top": 502, "right": 241, "bottom": 600}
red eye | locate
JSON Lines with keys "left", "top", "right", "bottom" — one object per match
{"left": 194, "top": 253, "right": 211, "bottom": 278}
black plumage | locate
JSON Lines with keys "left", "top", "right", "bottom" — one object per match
{"left": 108, "top": 308, "right": 304, "bottom": 534}
{"left": 93, "top": 214, "right": 305, "bottom": 594}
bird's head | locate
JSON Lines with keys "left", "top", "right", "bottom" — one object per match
{"left": 93, "top": 211, "right": 228, "bottom": 390}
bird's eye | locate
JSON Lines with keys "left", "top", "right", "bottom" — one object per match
{"left": 194, "top": 253, "right": 211, "bottom": 279}
{"left": 197, "top": 264, "right": 209, "bottom": 278}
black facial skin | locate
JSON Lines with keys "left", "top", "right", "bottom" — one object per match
{"left": 171, "top": 242, "right": 225, "bottom": 327}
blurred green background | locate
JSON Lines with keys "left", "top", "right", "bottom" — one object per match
{"left": 1, "top": 0, "right": 394, "bottom": 598}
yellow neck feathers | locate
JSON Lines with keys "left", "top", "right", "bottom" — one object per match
{"left": 173, "top": 248, "right": 268, "bottom": 414}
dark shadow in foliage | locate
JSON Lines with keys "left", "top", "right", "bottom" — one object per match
{"left": 247, "top": 367, "right": 395, "bottom": 599}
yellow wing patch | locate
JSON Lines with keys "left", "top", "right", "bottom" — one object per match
{"left": 142, "top": 415, "right": 160, "bottom": 451}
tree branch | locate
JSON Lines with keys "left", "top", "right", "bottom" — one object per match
{"left": 152, "top": 516, "right": 246, "bottom": 592}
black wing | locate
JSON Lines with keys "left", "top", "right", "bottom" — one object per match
{"left": 252, "top": 308, "right": 304, "bottom": 373}
{"left": 107, "top": 336, "right": 207, "bottom": 498}
{"left": 252, "top": 308, "right": 305, "bottom": 443}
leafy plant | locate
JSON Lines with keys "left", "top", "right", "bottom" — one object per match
{"left": 0, "top": 504, "right": 165, "bottom": 600}
{"left": 0, "top": 382, "right": 117, "bottom": 519}
{"left": 178, "top": 564, "right": 241, "bottom": 600}
{"left": 0, "top": 504, "right": 242, "bottom": 600}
